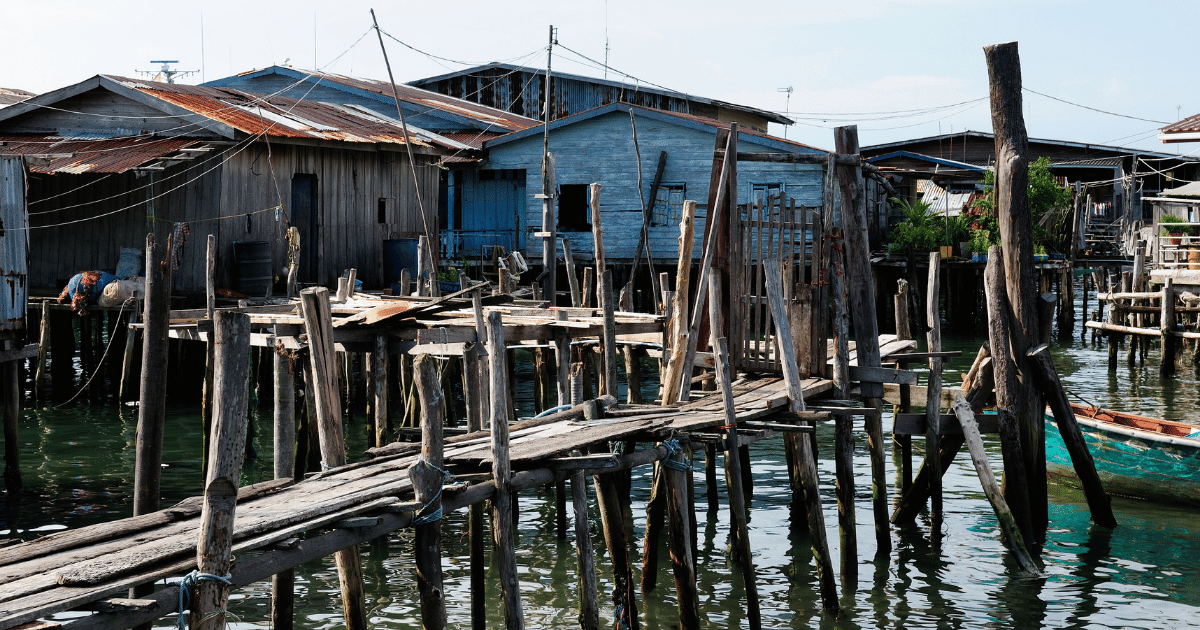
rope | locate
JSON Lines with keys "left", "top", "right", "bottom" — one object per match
{"left": 53, "top": 299, "right": 130, "bottom": 409}
{"left": 614, "top": 604, "right": 630, "bottom": 630}
{"left": 534, "top": 404, "right": 572, "bottom": 418}
{"left": 661, "top": 439, "right": 693, "bottom": 472}
{"left": 409, "top": 458, "right": 453, "bottom": 526}
{"left": 171, "top": 570, "right": 233, "bottom": 630}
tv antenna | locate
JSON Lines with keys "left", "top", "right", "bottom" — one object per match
{"left": 777, "top": 86, "right": 793, "bottom": 138}
{"left": 136, "top": 60, "right": 198, "bottom": 84}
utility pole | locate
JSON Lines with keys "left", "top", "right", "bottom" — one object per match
{"left": 541, "top": 25, "right": 558, "bottom": 304}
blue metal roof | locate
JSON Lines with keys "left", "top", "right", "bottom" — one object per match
{"left": 867, "top": 151, "right": 987, "bottom": 172}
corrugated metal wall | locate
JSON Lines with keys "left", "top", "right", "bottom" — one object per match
{"left": 0, "top": 156, "right": 28, "bottom": 335}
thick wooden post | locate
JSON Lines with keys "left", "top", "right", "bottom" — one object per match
{"left": 463, "top": 342, "right": 487, "bottom": 630}
{"left": 594, "top": 467, "right": 639, "bottom": 630}
{"left": 984, "top": 247, "right": 1034, "bottom": 544}
{"left": 562, "top": 237, "right": 582, "bottom": 307}
{"left": 984, "top": 40, "right": 1046, "bottom": 537}
{"left": 191, "top": 311, "right": 251, "bottom": 630}
{"left": 1161, "top": 278, "right": 1177, "bottom": 375}
{"left": 542, "top": 154, "right": 557, "bottom": 306}
{"left": 413, "top": 355, "right": 448, "bottom": 628}
{"left": 925, "top": 251, "right": 945, "bottom": 538}
{"left": 373, "top": 334, "right": 390, "bottom": 447}
{"left": 763, "top": 259, "right": 838, "bottom": 614}
{"left": 271, "top": 324, "right": 297, "bottom": 630}
{"left": 835, "top": 413, "right": 857, "bottom": 585}
{"left": 134, "top": 234, "right": 170, "bottom": 517}
{"left": 830, "top": 231, "right": 850, "bottom": 398}
{"left": 299, "top": 287, "right": 366, "bottom": 630}
{"left": 661, "top": 200, "right": 697, "bottom": 405}
{"left": 486, "top": 311, "right": 525, "bottom": 630}
{"left": 834, "top": 125, "right": 889, "bottom": 553}
{"left": 712, "top": 337, "right": 761, "bottom": 629}
{"left": 600, "top": 270, "right": 618, "bottom": 397}
{"left": 2, "top": 345, "right": 19, "bottom": 493}
{"left": 662, "top": 442, "right": 699, "bottom": 630}
{"left": 572, "top": 469, "right": 601, "bottom": 630}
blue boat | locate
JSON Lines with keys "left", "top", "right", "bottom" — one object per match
{"left": 1046, "top": 404, "right": 1200, "bottom": 507}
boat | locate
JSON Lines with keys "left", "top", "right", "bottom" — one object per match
{"left": 1045, "top": 403, "right": 1200, "bottom": 507}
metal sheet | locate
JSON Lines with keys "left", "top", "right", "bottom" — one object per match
{"left": 0, "top": 156, "right": 27, "bottom": 333}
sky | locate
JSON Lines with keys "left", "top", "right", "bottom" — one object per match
{"left": 3, "top": 0, "right": 1198, "bottom": 155}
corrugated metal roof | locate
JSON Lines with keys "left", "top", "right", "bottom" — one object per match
{"left": 0, "top": 88, "right": 34, "bottom": 108}
{"left": 230, "top": 67, "right": 541, "bottom": 133}
{"left": 1, "top": 156, "right": 29, "bottom": 332}
{"left": 1159, "top": 180, "right": 1200, "bottom": 198}
{"left": 105, "top": 76, "right": 472, "bottom": 152}
{"left": 0, "top": 134, "right": 205, "bottom": 174}
{"left": 411, "top": 63, "right": 794, "bottom": 126}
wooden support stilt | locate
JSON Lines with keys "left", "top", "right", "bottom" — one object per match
{"left": 373, "top": 334, "right": 389, "bottom": 447}
{"left": 1161, "top": 278, "right": 1177, "bottom": 376}
{"left": 835, "top": 413, "right": 857, "bottom": 586}
{"left": 2, "top": 343, "right": 20, "bottom": 493}
{"left": 271, "top": 326, "right": 297, "bottom": 630}
{"left": 985, "top": 248, "right": 1034, "bottom": 545}
{"left": 600, "top": 270, "right": 618, "bottom": 398}
{"left": 563, "top": 237, "right": 582, "bottom": 308}
{"left": 299, "top": 287, "right": 366, "bottom": 630}
{"left": 763, "top": 259, "right": 838, "bottom": 614}
{"left": 463, "top": 338, "right": 487, "bottom": 630}
{"left": 485, "top": 311, "right": 525, "bottom": 630}
{"left": 949, "top": 391, "right": 1042, "bottom": 575}
{"left": 661, "top": 200, "right": 696, "bottom": 405}
{"left": 412, "top": 354, "right": 448, "bottom": 628}
{"left": 704, "top": 443, "right": 718, "bottom": 513}
{"left": 192, "top": 311, "right": 252, "bottom": 630}
{"left": 134, "top": 234, "right": 170, "bottom": 518}
{"left": 831, "top": 230, "right": 850, "bottom": 398}
{"left": 924, "top": 251, "right": 945, "bottom": 540}
{"left": 572, "top": 468, "right": 601, "bottom": 630}
{"left": 664, "top": 442, "right": 699, "bottom": 630}
{"left": 624, "top": 345, "right": 643, "bottom": 404}
{"left": 555, "top": 311, "right": 571, "bottom": 407}
{"left": 640, "top": 460, "right": 667, "bottom": 595}
{"left": 595, "top": 464, "right": 640, "bottom": 630}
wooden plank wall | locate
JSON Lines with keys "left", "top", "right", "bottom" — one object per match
{"left": 218, "top": 144, "right": 440, "bottom": 289}
{"left": 482, "top": 110, "right": 824, "bottom": 263}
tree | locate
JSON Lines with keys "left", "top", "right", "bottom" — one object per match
{"left": 968, "top": 157, "right": 1072, "bottom": 251}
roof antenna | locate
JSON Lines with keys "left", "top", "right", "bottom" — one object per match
{"left": 777, "top": 86, "right": 792, "bottom": 138}
{"left": 136, "top": 61, "right": 197, "bottom": 84}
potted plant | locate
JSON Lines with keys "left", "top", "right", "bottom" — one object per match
{"left": 1160, "top": 214, "right": 1194, "bottom": 246}
{"left": 887, "top": 197, "right": 944, "bottom": 258}
{"left": 944, "top": 215, "right": 971, "bottom": 259}
{"left": 1034, "top": 244, "right": 1048, "bottom": 262}
{"left": 969, "top": 230, "right": 992, "bottom": 263}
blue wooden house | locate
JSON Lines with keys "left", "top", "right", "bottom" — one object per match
{"left": 447, "top": 103, "right": 826, "bottom": 264}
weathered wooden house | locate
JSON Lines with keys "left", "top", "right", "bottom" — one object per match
{"left": 0, "top": 74, "right": 469, "bottom": 294}
{"left": 409, "top": 63, "right": 793, "bottom": 133}
{"left": 451, "top": 103, "right": 826, "bottom": 264}
{"left": 863, "top": 131, "right": 1200, "bottom": 253}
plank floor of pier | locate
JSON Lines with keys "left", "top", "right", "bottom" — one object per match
{"left": 0, "top": 335, "right": 915, "bottom": 630}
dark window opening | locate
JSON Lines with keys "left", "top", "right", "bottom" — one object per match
{"left": 751, "top": 182, "right": 784, "bottom": 205}
{"left": 378, "top": 198, "right": 388, "bottom": 224}
{"left": 557, "top": 184, "right": 590, "bottom": 231}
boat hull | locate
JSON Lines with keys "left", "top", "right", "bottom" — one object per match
{"left": 1045, "top": 409, "right": 1200, "bottom": 507}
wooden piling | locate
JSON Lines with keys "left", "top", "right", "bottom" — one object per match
{"left": 924, "top": 251, "right": 945, "bottom": 538}
{"left": 985, "top": 40, "right": 1047, "bottom": 538}
{"left": 652, "top": 443, "right": 695, "bottom": 630}
{"left": 485, "top": 311, "right": 525, "bottom": 630}
{"left": 299, "top": 287, "right": 366, "bottom": 630}
{"left": 985, "top": 247, "right": 1034, "bottom": 544}
{"left": 600, "top": 270, "right": 618, "bottom": 398}
{"left": 134, "top": 234, "right": 170, "bottom": 518}
{"left": 562, "top": 237, "right": 582, "bottom": 308}
{"left": 661, "top": 199, "right": 696, "bottom": 404}
{"left": 271, "top": 323, "right": 297, "bottom": 630}
{"left": 1025, "top": 343, "right": 1116, "bottom": 528}
{"left": 571, "top": 469, "right": 601, "bottom": 630}
{"left": 835, "top": 413, "right": 857, "bottom": 585}
{"left": 191, "top": 311, "right": 251, "bottom": 630}
{"left": 830, "top": 230, "right": 850, "bottom": 398}
{"left": 2, "top": 343, "right": 19, "bottom": 493}
{"left": 763, "top": 259, "right": 838, "bottom": 614}
{"left": 373, "top": 334, "right": 390, "bottom": 447}
{"left": 412, "top": 354, "right": 448, "bottom": 628}
{"left": 640, "top": 460, "right": 667, "bottom": 595}
{"left": 712, "top": 338, "right": 761, "bottom": 629}
{"left": 594, "top": 466, "right": 639, "bottom": 630}
{"left": 462, "top": 340, "right": 487, "bottom": 630}
{"left": 1161, "top": 278, "right": 1177, "bottom": 375}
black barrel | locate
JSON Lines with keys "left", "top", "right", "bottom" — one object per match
{"left": 233, "top": 241, "right": 273, "bottom": 297}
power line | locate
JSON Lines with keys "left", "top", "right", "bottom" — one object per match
{"left": 1023, "top": 88, "right": 1170, "bottom": 125}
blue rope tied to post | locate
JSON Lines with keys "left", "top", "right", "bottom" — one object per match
{"left": 171, "top": 570, "right": 233, "bottom": 630}
{"left": 409, "top": 457, "right": 453, "bottom": 526}
{"left": 661, "top": 439, "right": 693, "bottom": 472}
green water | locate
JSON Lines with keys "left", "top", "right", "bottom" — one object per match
{"left": 7, "top": 305, "right": 1200, "bottom": 629}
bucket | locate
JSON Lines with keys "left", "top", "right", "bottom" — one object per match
{"left": 382, "top": 238, "right": 419, "bottom": 286}
{"left": 234, "top": 241, "right": 273, "bottom": 298}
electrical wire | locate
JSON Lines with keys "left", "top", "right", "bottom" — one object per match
{"left": 1023, "top": 88, "right": 1170, "bottom": 125}
{"left": 378, "top": 27, "right": 543, "bottom": 70}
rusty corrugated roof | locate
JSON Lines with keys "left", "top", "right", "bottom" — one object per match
{"left": 0, "top": 88, "right": 34, "bottom": 107}
{"left": 105, "top": 76, "right": 472, "bottom": 152}
{"left": 0, "top": 134, "right": 205, "bottom": 174}
{"left": 246, "top": 67, "right": 541, "bottom": 132}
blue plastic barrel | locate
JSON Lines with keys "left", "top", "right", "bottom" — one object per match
{"left": 382, "top": 238, "right": 419, "bottom": 286}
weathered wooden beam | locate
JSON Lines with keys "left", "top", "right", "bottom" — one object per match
{"left": 191, "top": 311, "right": 252, "bottom": 630}
{"left": 486, "top": 311, "right": 525, "bottom": 630}
{"left": 412, "top": 354, "right": 448, "bottom": 628}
